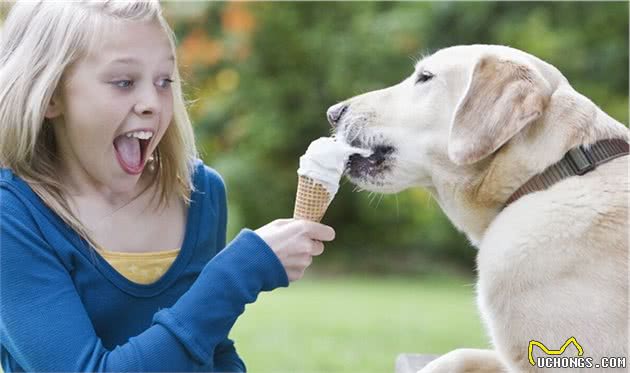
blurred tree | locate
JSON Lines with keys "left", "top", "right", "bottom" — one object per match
{"left": 164, "top": 1, "right": 628, "bottom": 275}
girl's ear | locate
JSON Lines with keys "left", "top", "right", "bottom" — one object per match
{"left": 45, "top": 91, "right": 63, "bottom": 119}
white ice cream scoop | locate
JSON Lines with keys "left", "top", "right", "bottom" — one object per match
{"left": 297, "top": 136, "right": 372, "bottom": 197}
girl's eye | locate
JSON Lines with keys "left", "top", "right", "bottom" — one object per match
{"left": 113, "top": 80, "right": 134, "bottom": 88}
{"left": 157, "top": 78, "right": 174, "bottom": 89}
{"left": 415, "top": 71, "right": 434, "bottom": 84}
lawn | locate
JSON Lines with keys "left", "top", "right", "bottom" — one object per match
{"left": 0, "top": 274, "right": 487, "bottom": 373}
{"left": 230, "top": 274, "right": 490, "bottom": 373}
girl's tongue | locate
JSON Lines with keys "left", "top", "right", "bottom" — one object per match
{"left": 113, "top": 135, "right": 142, "bottom": 172}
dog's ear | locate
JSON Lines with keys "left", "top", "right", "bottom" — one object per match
{"left": 448, "top": 55, "right": 551, "bottom": 165}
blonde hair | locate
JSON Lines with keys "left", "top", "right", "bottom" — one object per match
{"left": 0, "top": 1, "right": 198, "bottom": 250}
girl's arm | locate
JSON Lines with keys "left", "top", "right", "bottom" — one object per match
{"left": 212, "top": 185, "right": 247, "bottom": 372}
{"left": 213, "top": 339, "right": 246, "bottom": 372}
{"left": 0, "top": 189, "right": 288, "bottom": 372}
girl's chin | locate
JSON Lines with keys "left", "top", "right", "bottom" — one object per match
{"left": 59, "top": 158, "right": 145, "bottom": 198}
{"left": 108, "top": 165, "right": 146, "bottom": 192}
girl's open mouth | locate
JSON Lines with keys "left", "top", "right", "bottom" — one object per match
{"left": 113, "top": 130, "right": 154, "bottom": 175}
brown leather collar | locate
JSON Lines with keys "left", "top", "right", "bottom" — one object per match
{"left": 505, "top": 138, "right": 629, "bottom": 207}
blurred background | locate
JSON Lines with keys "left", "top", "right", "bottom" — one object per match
{"left": 161, "top": 2, "right": 628, "bottom": 372}
{"left": 1, "top": 1, "right": 627, "bottom": 372}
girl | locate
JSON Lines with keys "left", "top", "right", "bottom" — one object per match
{"left": 0, "top": 1, "right": 334, "bottom": 371}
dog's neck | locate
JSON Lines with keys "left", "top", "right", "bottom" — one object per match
{"left": 429, "top": 84, "right": 629, "bottom": 246}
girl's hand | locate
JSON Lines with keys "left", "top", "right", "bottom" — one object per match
{"left": 255, "top": 219, "right": 335, "bottom": 281}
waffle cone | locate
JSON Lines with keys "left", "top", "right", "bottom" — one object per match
{"left": 293, "top": 175, "right": 332, "bottom": 222}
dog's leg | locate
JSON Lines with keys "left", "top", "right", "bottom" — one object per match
{"left": 417, "top": 348, "right": 508, "bottom": 373}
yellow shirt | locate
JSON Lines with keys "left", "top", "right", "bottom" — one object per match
{"left": 96, "top": 247, "right": 180, "bottom": 285}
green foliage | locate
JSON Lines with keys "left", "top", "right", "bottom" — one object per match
{"left": 165, "top": 2, "right": 628, "bottom": 274}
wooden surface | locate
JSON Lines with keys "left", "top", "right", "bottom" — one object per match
{"left": 395, "top": 354, "right": 439, "bottom": 373}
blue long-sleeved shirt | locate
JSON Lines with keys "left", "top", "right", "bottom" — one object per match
{"left": 0, "top": 160, "right": 289, "bottom": 372}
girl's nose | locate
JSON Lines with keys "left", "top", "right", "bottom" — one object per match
{"left": 134, "top": 103, "right": 156, "bottom": 116}
{"left": 133, "top": 86, "right": 160, "bottom": 116}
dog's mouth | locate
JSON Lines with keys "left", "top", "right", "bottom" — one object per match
{"left": 345, "top": 141, "right": 396, "bottom": 180}
{"left": 335, "top": 119, "right": 398, "bottom": 190}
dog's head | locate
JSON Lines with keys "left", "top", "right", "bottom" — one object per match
{"left": 331, "top": 45, "right": 563, "bottom": 195}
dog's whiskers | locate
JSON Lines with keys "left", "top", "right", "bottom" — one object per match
{"left": 370, "top": 192, "right": 382, "bottom": 207}
{"left": 375, "top": 193, "right": 385, "bottom": 209}
{"left": 426, "top": 194, "right": 440, "bottom": 212}
{"left": 367, "top": 191, "right": 375, "bottom": 206}
{"left": 348, "top": 121, "right": 366, "bottom": 145}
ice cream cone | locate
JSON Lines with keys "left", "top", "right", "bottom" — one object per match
{"left": 293, "top": 175, "right": 332, "bottom": 222}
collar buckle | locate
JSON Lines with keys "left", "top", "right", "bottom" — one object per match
{"left": 567, "top": 145, "right": 595, "bottom": 175}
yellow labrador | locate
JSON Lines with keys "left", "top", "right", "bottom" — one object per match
{"left": 330, "top": 45, "right": 629, "bottom": 372}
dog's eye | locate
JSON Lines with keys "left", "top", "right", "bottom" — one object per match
{"left": 416, "top": 71, "right": 434, "bottom": 84}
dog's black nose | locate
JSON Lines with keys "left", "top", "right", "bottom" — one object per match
{"left": 326, "top": 103, "right": 348, "bottom": 128}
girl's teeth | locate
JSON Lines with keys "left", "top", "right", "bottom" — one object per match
{"left": 124, "top": 131, "right": 153, "bottom": 140}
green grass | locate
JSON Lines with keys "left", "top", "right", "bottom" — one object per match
{"left": 230, "top": 274, "right": 490, "bottom": 373}
{"left": 0, "top": 275, "right": 486, "bottom": 373}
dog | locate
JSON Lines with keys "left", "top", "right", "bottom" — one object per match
{"left": 329, "top": 45, "right": 629, "bottom": 372}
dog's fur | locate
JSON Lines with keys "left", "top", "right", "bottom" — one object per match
{"left": 333, "top": 45, "right": 629, "bottom": 372}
